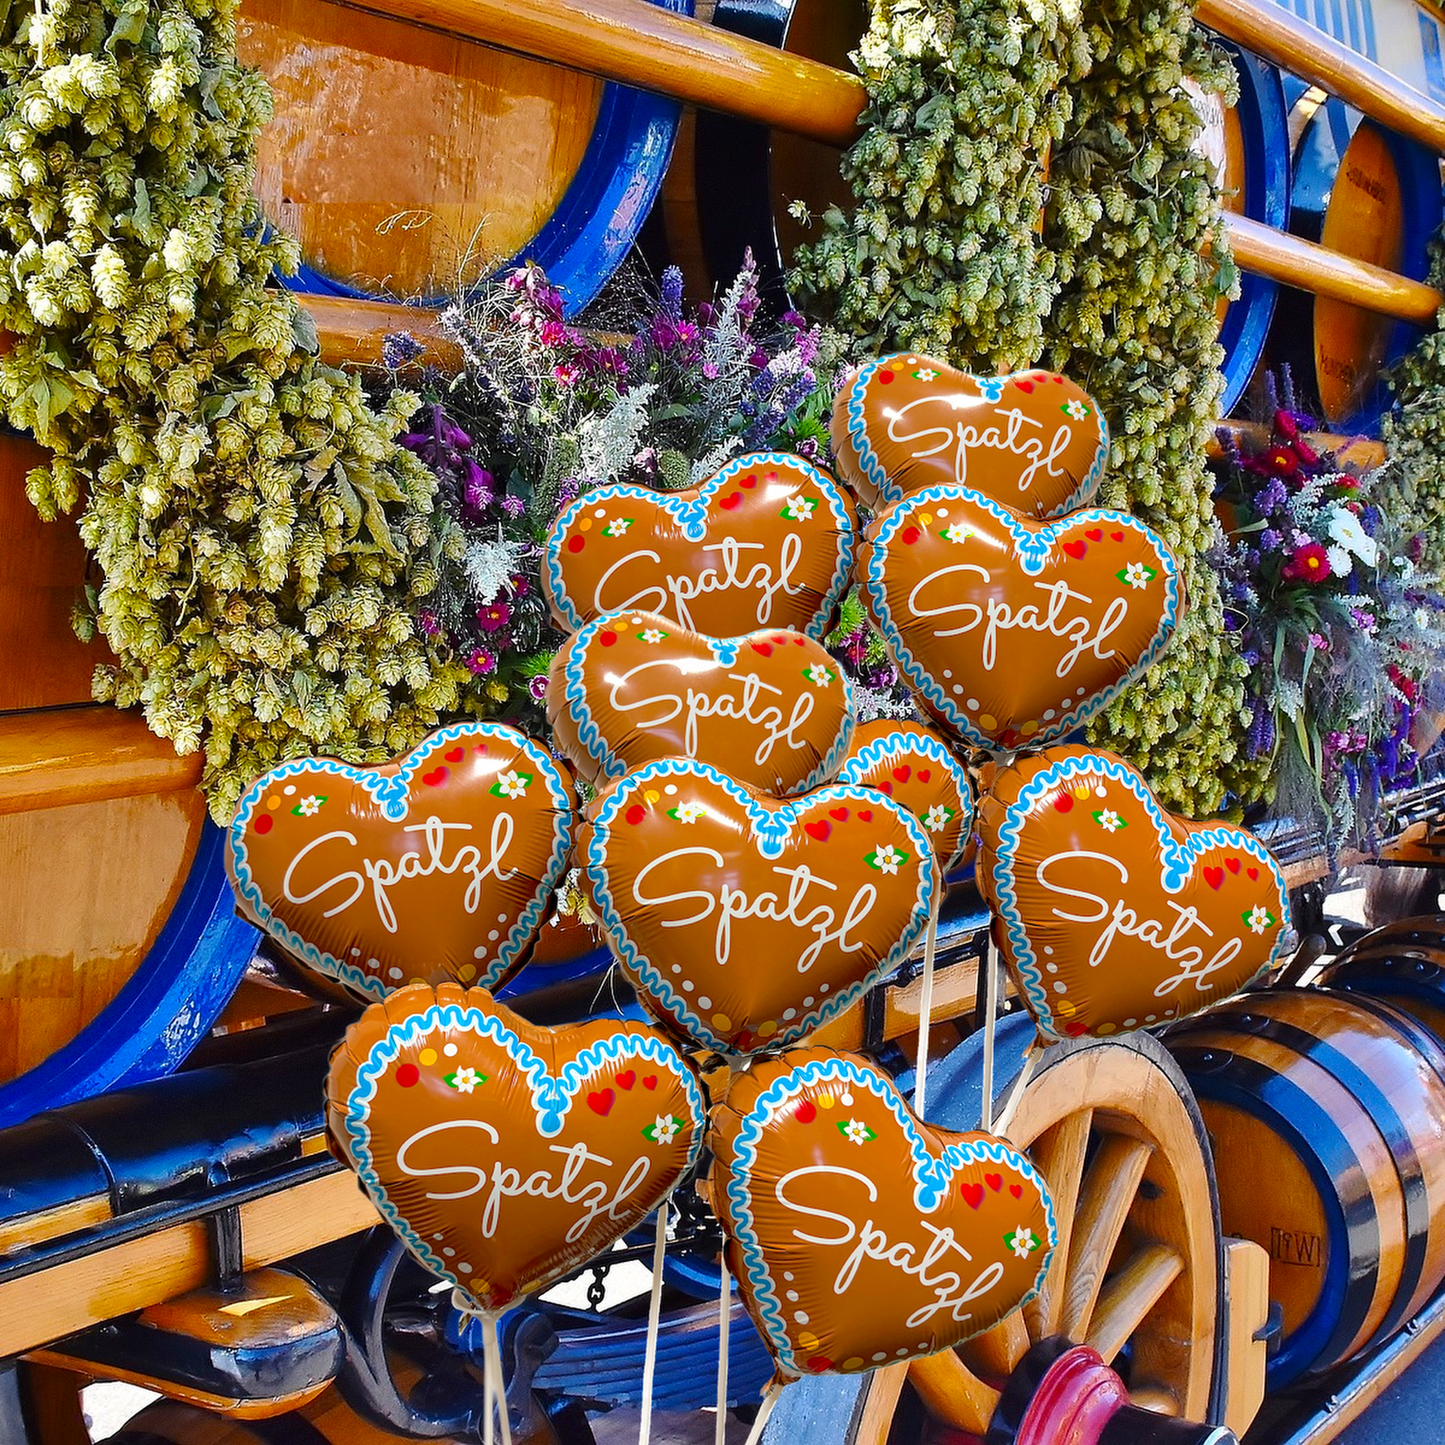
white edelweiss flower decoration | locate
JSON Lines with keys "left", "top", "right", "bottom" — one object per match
{"left": 804, "top": 663, "right": 833, "bottom": 687}
{"left": 873, "top": 843, "right": 903, "bottom": 875}
{"left": 451, "top": 1066, "right": 480, "bottom": 1094}
{"left": 1123, "top": 561, "right": 1150, "bottom": 589}
{"left": 924, "top": 804, "right": 952, "bottom": 832}
{"left": 1247, "top": 904, "right": 1272, "bottom": 935}
{"left": 913, "top": 367, "right": 938, "bottom": 382}
{"left": 603, "top": 518, "right": 631, "bottom": 538}
{"left": 1097, "top": 808, "right": 1122, "bottom": 833}
{"left": 1061, "top": 399, "right": 1091, "bottom": 422}
{"left": 941, "top": 523, "right": 972, "bottom": 544}
{"left": 298, "top": 795, "right": 322, "bottom": 817}
{"left": 640, "top": 628, "right": 665, "bottom": 644}
{"left": 844, "top": 1118, "right": 871, "bottom": 1146}
{"left": 496, "top": 769, "right": 527, "bottom": 799}
{"left": 673, "top": 800, "right": 706, "bottom": 825}
{"left": 651, "top": 1114, "right": 679, "bottom": 1145}
{"left": 783, "top": 496, "right": 817, "bottom": 521}
{"left": 1009, "top": 1226, "right": 1037, "bottom": 1260}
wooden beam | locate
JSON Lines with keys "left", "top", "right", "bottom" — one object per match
{"left": 344, "top": 0, "right": 864, "bottom": 145}
{"left": 0, "top": 706, "right": 200, "bottom": 816}
{"left": 1196, "top": 0, "right": 1445, "bottom": 157}
{"left": 307, "top": 294, "right": 461, "bottom": 371}
{"left": 1224, "top": 213, "right": 1443, "bottom": 326}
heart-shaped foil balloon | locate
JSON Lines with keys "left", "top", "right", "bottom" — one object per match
{"left": 860, "top": 484, "right": 1181, "bottom": 752}
{"left": 580, "top": 759, "right": 938, "bottom": 1056}
{"left": 831, "top": 353, "right": 1108, "bottom": 518}
{"left": 542, "top": 452, "right": 857, "bottom": 639}
{"left": 548, "top": 608, "right": 855, "bottom": 797}
{"left": 226, "top": 722, "right": 575, "bottom": 1001}
{"left": 327, "top": 983, "right": 707, "bottom": 1313}
{"left": 977, "top": 746, "right": 1291, "bottom": 1042}
{"left": 835, "top": 720, "right": 976, "bottom": 873}
{"left": 709, "top": 1048, "right": 1054, "bottom": 1376}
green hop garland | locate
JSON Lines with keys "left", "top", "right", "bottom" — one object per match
{"left": 794, "top": 0, "right": 1251, "bottom": 816}
{"left": 1041, "top": 0, "right": 1255, "bottom": 816}
{"left": 0, "top": 0, "right": 475, "bottom": 820}
{"left": 1383, "top": 238, "right": 1445, "bottom": 575}
{"left": 790, "top": 0, "right": 1085, "bottom": 374}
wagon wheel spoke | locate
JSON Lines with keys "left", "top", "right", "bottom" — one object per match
{"left": 907, "top": 1350, "right": 999, "bottom": 1437}
{"left": 1058, "top": 1134, "right": 1155, "bottom": 1341}
{"left": 956, "top": 1306, "right": 1029, "bottom": 1381}
{"left": 1021, "top": 1107, "right": 1092, "bottom": 1339}
{"left": 1083, "top": 1243, "right": 1185, "bottom": 1365}
{"left": 850, "top": 1361, "right": 910, "bottom": 1444}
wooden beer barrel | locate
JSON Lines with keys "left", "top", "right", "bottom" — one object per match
{"left": 1170, "top": 989, "right": 1445, "bottom": 1388}
{"left": 1319, "top": 917, "right": 1445, "bottom": 1043}
{"left": 1269, "top": 96, "right": 1442, "bottom": 432}
{"left": 237, "top": 0, "right": 691, "bottom": 313}
{"left": 0, "top": 433, "right": 256, "bottom": 1129}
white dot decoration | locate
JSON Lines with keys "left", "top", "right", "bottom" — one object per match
{"left": 1043, "top": 946, "right": 1053, "bottom": 955}
{"left": 803, "top": 996, "right": 815, "bottom": 1008}
{"left": 671, "top": 964, "right": 683, "bottom": 975}
{"left": 458, "top": 1263, "right": 473, "bottom": 1273}
{"left": 487, "top": 929, "right": 500, "bottom": 942}
{"left": 1146, "top": 1015, "right": 1157, "bottom": 1023}
{"left": 682, "top": 980, "right": 695, "bottom": 992}
{"left": 443, "top": 1247, "right": 456, "bottom": 1258}
{"left": 942, "top": 669, "right": 953, "bottom": 680}
{"left": 389, "top": 967, "right": 404, "bottom": 981}
{"left": 872, "top": 1352, "right": 888, "bottom": 1363}
{"left": 819, "top": 983, "right": 829, "bottom": 993}
{"left": 966, "top": 697, "right": 980, "bottom": 710}
{"left": 786, "top": 1291, "right": 799, "bottom": 1302}
{"left": 1054, "top": 982, "right": 1068, "bottom": 994}
{"left": 698, "top": 996, "right": 712, "bottom": 1010}
{"left": 473, "top": 946, "right": 488, "bottom": 960}
{"left": 782, "top": 1008, "right": 796, "bottom": 1021}
{"left": 937, "top": 506, "right": 949, "bottom": 518}
{"left": 1076, "top": 686, "right": 1088, "bottom": 696}
{"left": 783, "top": 1272, "right": 794, "bottom": 1282}
{"left": 1046, "top": 963, "right": 1058, "bottom": 974}
{"left": 284, "top": 785, "right": 296, "bottom": 796}
{"left": 1095, "top": 786, "right": 1106, "bottom": 797}
{"left": 841, "top": 1092, "right": 853, "bottom": 1106}
{"left": 1043, "top": 709, "right": 1055, "bottom": 720}
{"left": 444, "top": 1043, "right": 458, "bottom": 1057}
{"left": 665, "top": 784, "right": 677, "bottom": 795}
{"left": 952, "top": 685, "right": 964, "bottom": 696}
{"left": 794, "top": 1312, "right": 810, "bottom": 1325}
{"left": 1124, "top": 1019, "right": 1137, "bottom": 1027}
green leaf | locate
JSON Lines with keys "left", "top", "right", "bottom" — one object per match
{"left": 105, "top": 6, "right": 146, "bottom": 51}
{"left": 290, "top": 305, "right": 319, "bottom": 355}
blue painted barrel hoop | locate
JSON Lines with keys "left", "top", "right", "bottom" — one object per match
{"left": 1214, "top": 1007, "right": 1430, "bottom": 1349}
{"left": 282, "top": 0, "right": 693, "bottom": 319}
{"left": 1173, "top": 1043, "right": 1373, "bottom": 1387}
{"left": 1328, "top": 955, "right": 1445, "bottom": 1034}
{"left": 1215, "top": 42, "right": 1290, "bottom": 415}
{"left": 0, "top": 820, "right": 258, "bottom": 1130}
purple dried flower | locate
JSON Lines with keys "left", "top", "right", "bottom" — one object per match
{"left": 1246, "top": 696, "right": 1276, "bottom": 758}
{"left": 529, "top": 674, "right": 549, "bottom": 701}
{"left": 702, "top": 362, "right": 720, "bottom": 380}
{"left": 418, "top": 608, "right": 440, "bottom": 637}
{"left": 477, "top": 601, "right": 511, "bottom": 633}
{"left": 558, "top": 477, "right": 581, "bottom": 507}
{"left": 500, "top": 493, "right": 525, "bottom": 519}
{"left": 1259, "top": 528, "right": 1282, "bottom": 551}
{"left": 381, "top": 331, "right": 424, "bottom": 369}
{"left": 539, "top": 320, "right": 568, "bottom": 347}
{"left": 510, "top": 572, "right": 531, "bottom": 598}
{"left": 1258, "top": 477, "right": 1288, "bottom": 515}
{"left": 748, "top": 347, "right": 769, "bottom": 369}
{"left": 462, "top": 460, "right": 494, "bottom": 512}
{"left": 795, "top": 437, "right": 821, "bottom": 463}
{"left": 781, "top": 310, "right": 805, "bottom": 330}
{"left": 466, "top": 647, "right": 497, "bottom": 677}
{"left": 661, "top": 266, "right": 684, "bottom": 321}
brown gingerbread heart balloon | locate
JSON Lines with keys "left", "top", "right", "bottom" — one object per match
{"left": 579, "top": 759, "right": 938, "bottom": 1056}
{"left": 977, "top": 745, "right": 1291, "bottom": 1042}
{"left": 542, "top": 452, "right": 857, "bottom": 639}
{"left": 835, "top": 720, "right": 976, "bottom": 873}
{"left": 831, "top": 353, "right": 1108, "bottom": 518}
{"left": 548, "top": 608, "right": 855, "bottom": 796}
{"left": 327, "top": 982, "right": 706, "bottom": 1313}
{"left": 226, "top": 722, "right": 575, "bottom": 1002}
{"left": 709, "top": 1047, "right": 1054, "bottom": 1376}
{"left": 860, "top": 484, "right": 1181, "bottom": 752}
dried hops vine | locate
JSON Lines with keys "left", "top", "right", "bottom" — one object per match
{"left": 0, "top": 0, "right": 474, "bottom": 820}
{"left": 789, "top": 0, "right": 1085, "bottom": 374}
{"left": 1040, "top": 1, "right": 1256, "bottom": 816}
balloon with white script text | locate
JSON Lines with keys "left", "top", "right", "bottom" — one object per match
{"left": 836, "top": 720, "right": 976, "bottom": 873}
{"left": 707, "top": 1047, "right": 1054, "bottom": 1377}
{"left": 579, "top": 759, "right": 938, "bottom": 1056}
{"left": 830, "top": 353, "right": 1108, "bottom": 518}
{"left": 226, "top": 721, "right": 575, "bottom": 1002}
{"left": 541, "top": 452, "right": 857, "bottom": 640}
{"left": 977, "top": 745, "right": 1291, "bottom": 1042}
{"left": 859, "top": 484, "right": 1182, "bottom": 753}
{"left": 548, "top": 609, "right": 856, "bottom": 797}
{"left": 327, "top": 982, "right": 707, "bottom": 1314}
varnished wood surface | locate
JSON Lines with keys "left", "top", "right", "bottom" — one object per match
{"left": 1222, "top": 1235, "right": 1271, "bottom": 1437}
{"left": 0, "top": 706, "right": 200, "bottom": 814}
{"left": 0, "top": 1167, "right": 380, "bottom": 1357}
{"left": 307, "top": 293, "right": 459, "bottom": 369}
{"left": 240, "top": 0, "right": 603, "bottom": 300}
{"left": 0, "top": 436, "right": 105, "bottom": 712}
{"left": 1314, "top": 122, "right": 1409, "bottom": 426}
{"left": 1196, "top": 0, "right": 1445, "bottom": 157}
{"left": 0, "top": 788, "right": 205, "bottom": 1085}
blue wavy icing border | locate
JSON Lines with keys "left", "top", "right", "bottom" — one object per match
{"left": 722, "top": 1054, "right": 1056, "bottom": 1376}
{"left": 988, "top": 751, "right": 1293, "bottom": 1042}
{"left": 560, "top": 608, "right": 856, "bottom": 793}
{"left": 584, "top": 757, "right": 938, "bottom": 1053}
{"left": 228, "top": 721, "right": 574, "bottom": 1000}
{"left": 543, "top": 452, "right": 857, "bottom": 640}
{"left": 862, "top": 483, "right": 1182, "bottom": 751}
{"left": 843, "top": 353, "right": 1110, "bottom": 515}
{"left": 836, "top": 728, "right": 976, "bottom": 872}
{"left": 342, "top": 1002, "right": 707, "bottom": 1297}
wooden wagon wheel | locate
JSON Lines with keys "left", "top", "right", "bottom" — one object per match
{"left": 766, "top": 1027, "right": 1226, "bottom": 1443}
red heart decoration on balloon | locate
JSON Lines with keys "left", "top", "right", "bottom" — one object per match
{"left": 710, "top": 1049, "right": 1054, "bottom": 1377}
{"left": 328, "top": 984, "right": 705, "bottom": 1314}
{"left": 836, "top": 720, "right": 976, "bottom": 873}
{"left": 227, "top": 723, "right": 575, "bottom": 1001}
{"left": 831, "top": 353, "right": 1108, "bottom": 518}
{"left": 542, "top": 453, "right": 857, "bottom": 639}
{"left": 977, "top": 746, "right": 1290, "bottom": 1042}
{"left": 616, "top": 1070, "right": 636, "bottom": 1091}
{"left": 581, "top": 760, "right": 937, "bottom": 1056}
{"left": 548, "top": 609, "right": 854, "bottom": 798}
{"left": 860, "top": 486, "right": 1180, "bottom": 752}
